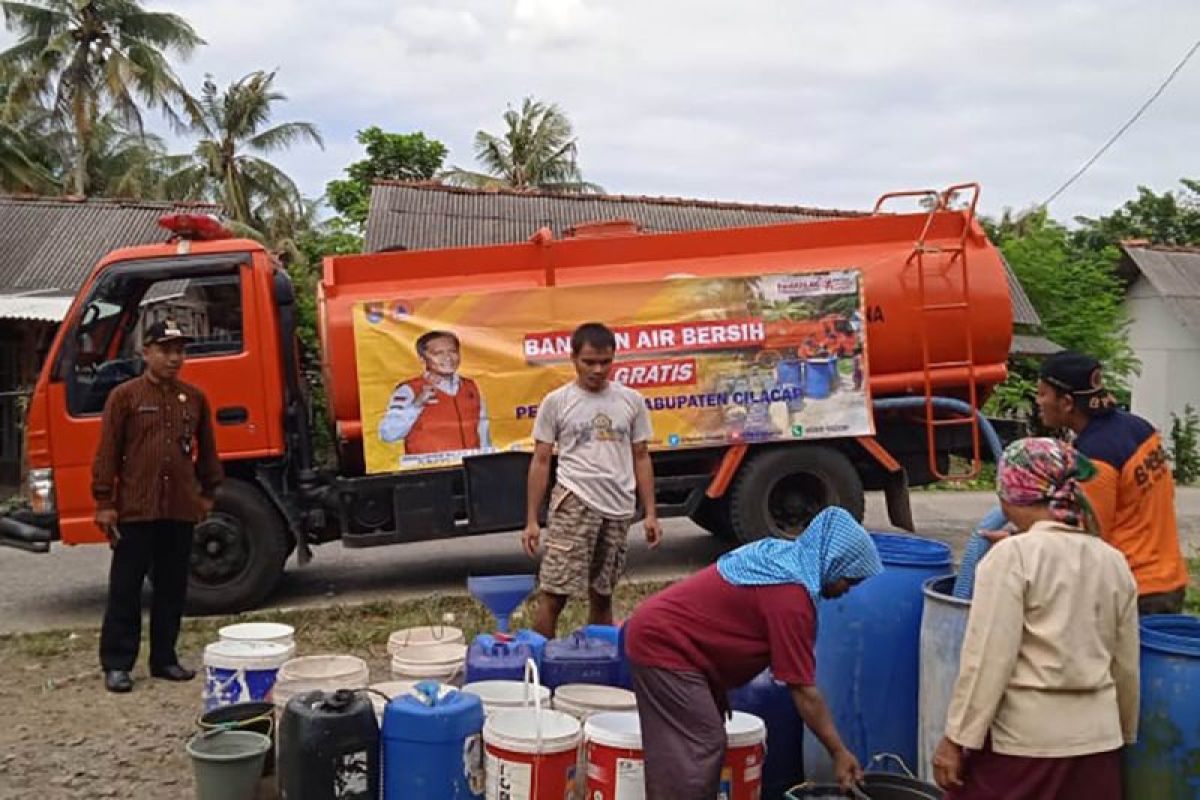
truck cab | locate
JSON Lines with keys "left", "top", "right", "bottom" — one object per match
{"left": 9, "top": 217, "right": 311, "bottom": 611}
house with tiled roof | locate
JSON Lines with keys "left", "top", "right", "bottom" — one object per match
{"left": 1120, "top": 241, "right": 1200, "bottom": 431}
{"left": 0, "top": 195, "right": 219, "bottom": 486}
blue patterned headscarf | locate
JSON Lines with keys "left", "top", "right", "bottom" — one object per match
{"left": 716, "top": 507, "right": 883, "bottom": 601}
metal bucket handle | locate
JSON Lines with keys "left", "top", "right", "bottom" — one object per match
{"left": 784, "top": 782, "right": 870, "bottom": 799}
{"left": 868, "top": 752, "right": 916, "bottom": 778}
{"left": 522, "top": 657, "right": 549, "bottom": 797}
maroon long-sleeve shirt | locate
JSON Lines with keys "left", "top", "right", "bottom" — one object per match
{"left": 92, "top": 374, "right": 223, "bottom": 523}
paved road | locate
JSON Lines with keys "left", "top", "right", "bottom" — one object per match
{"left": 2, "top": 490, "right": 1197, "bottom": 634}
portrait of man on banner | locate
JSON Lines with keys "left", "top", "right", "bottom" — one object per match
{"left": 378, "top": 329, "right": 492, "bottom": 455}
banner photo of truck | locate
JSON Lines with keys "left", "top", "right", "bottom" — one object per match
{"left": 353, "top": 270, "right": 873, "bottom": 474}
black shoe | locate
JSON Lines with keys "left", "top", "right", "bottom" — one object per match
{"left": 104, "top": 670, "right": 133, "bottom": 693}
{"left": 150, "top": 664, "right": 196, "bottom": 682}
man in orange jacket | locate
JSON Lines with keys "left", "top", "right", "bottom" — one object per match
{"left": 1036, "top": 352, "right": 1189, "bottom": 615}
{"left": 379, "top": 330, "right": 492, "bottom": 456}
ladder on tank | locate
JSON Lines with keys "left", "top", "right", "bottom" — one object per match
{"left": 872, "top": 183, "right": 984, "bottom": 481}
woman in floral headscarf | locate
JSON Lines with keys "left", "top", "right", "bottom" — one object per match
{"left": 932, "top": 438, "right": 1140, "bottom": 800}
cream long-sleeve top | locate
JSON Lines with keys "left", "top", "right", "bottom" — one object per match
{"left": 944, "top": 520, "right": 1140, "bottom": 758}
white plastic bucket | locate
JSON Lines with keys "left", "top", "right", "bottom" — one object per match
{"left": 367, "top": 680, "right": 419, "bottom": 722}
{"left": 552, "top": 684, "right": 637, "bottom": 720}
{"left": 482, "top": 661, "right": 582, "bottom": 799}
{"left": 278, "top": 654, "right": 369, "bottom": 686}
{"left": 203, "top": 640, "right": 291, "bottom": 711}
{"left": 391, "top": 642, "right": 467, "bottom": 686}
{"left": 462, "top": 680, "right": 552, "bottom": 718}
{"left": 387, "top": 625, "right": 465, "bottom": 655}
{"left": 218, "top": 622, "right": 297, "bottom": 660}
{"left": 584, "top": 712, "right": 644, "bottom": 800}
{"left": 723, "top": 711, "right": 767, "bottom": 798}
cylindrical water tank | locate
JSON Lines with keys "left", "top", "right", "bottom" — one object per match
{"left": 1124, "top": 614, "right": 1200, "bottom": 799}
{"left": 917, "top": 574, "right": 970, "bottom": 782}
{"left": 803, "top": 533, "right": 951, "bottom": 780}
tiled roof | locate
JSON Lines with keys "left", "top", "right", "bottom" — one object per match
{"left": 1121, "top": 243, "right": 1200, "bottom": 338}
{"left": 365, "top": 182, "right": 1042, "bottom": 328}
{"left": 0, "top": 195, "right": 220, "bottom": 294}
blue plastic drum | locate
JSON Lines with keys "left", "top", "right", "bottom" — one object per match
{"left": 803, "top": 533, "right": 952, "bottom": 780}
{"left": 1124, "top": 614, "right": 1200, "bottom": 799}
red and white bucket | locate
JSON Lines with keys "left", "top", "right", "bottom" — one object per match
{"left": 482, "top": 660, "right": 581, "bottom": 799}
{"left": 721, "top": 711, "right": 766, "bottom": 800}
{"left": 584, "top": 711, "right": 644, "bottom": 800}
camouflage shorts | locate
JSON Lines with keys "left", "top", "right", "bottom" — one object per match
{"left": 538, "top": 485, "right": 630, "bottom": 597}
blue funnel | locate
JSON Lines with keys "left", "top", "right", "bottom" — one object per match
{"left": 468, "top": 574, "right": 536, "bottom": 633}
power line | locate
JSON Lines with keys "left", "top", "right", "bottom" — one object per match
{"left": 1041, "top": 37, "right": 1200, "bottom": 209}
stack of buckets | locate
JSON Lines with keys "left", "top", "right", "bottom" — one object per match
{"left": 193, "top": 622, "right": 297, "bottom": 800}
{"left": 459, "top": 574, "right": 769, "bottom": 800}
{"left": 388, "top": 624, "right": 467, "bottom": 686}
{"left": 202, "top": 622, "right": 296, "bottom": 710}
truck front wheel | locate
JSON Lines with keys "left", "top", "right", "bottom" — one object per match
{"left": 187, "top": 478, "right": 290, "bottom": 615}
{"left": 728, "top": 445, "right": 864, "bottom": 543}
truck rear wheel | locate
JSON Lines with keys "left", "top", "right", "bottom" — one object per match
{"left": 187, "top": 478, "right": 290, "bottom": 615}
{"left": 688, "top": 495, "right": 736, "bottom": 541}
{"left": 728, "top": 445, "right": 864, "bottom": 543}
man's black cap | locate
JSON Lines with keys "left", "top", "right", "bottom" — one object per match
{"left": 144, "top": 319, "right": 193, "bottom": 345}
{"left": 1039, "top": 351, "right": 1116, "bottom": 413}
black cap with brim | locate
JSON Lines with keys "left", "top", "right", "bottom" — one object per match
{"left": 144, "top": 319, "right": 193, "bottom": 345}
{"left": 1039, "top": 351, "right": 1116, "bottom": 414}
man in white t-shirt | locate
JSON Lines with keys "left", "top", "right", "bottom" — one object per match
{"left": 522, "top": 322, "right": 663, "bottom": 638}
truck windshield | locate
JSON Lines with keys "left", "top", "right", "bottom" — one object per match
{"left": 58, "top": 263, "right": 245, "bottom": 416}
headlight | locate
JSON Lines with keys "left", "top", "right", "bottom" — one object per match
{"left": 28, "top": 468, "right": 55, "bottom": 514}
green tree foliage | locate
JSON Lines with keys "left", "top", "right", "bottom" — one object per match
{"left": 1072, "top": 179, "right": 1200, "bottom": 252}
{"left": 0, "top": 0, "right": 203, "bottom": 195}
{"left": 1169, "top": 404, "right": 1200, "bottom": 486}
{"left": 443, "top": 97, "right": 602, "bottom": 193}
{"left": 160, "top": 70, "right": 322, "bottom": 241}
{"left": 326, "top": 127, "right": 446, "bottom": 230}
{"left": 0, "top": 81, "right": 56, "bottom": 191}
{"left": 985, "top": 209, "right": 1137, "bottom": 419}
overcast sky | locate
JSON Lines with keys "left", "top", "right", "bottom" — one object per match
{"left": 3, "top": 1, "right": 1198, "bottom": 222}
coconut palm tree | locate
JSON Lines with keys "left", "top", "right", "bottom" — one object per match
{"left": 443, "top": 97, "right": 602, "bottom": 193}
{"left": 0, "top": 117, "right": 55, "bottom": 191}
{"left": 160, "top": 70, "right": 322, "bottom": 234}
{"left": 0, "top": 0, "right": 203, "bottom": 195}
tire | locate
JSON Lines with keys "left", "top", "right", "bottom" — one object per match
{"left": 728, "top": 445, "right": 864, "bottom": 543}
{"left": 186, "top": 478, "right": 290, "bottom": 615}
{"left": 688, "top": 495, "right": 736, "bottom": 541}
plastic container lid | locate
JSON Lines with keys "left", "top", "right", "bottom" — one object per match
{"left": 483, "top": 708, "right": 582, "bottom": 753}
{"left": 870, "top": 532, "right": 953, "bottom": 568}
{"left": 1140, "top": 614, "right": 1200, "bottom": 658}
{"left": 584, "top": 711, "right": 642, "bottom": 749}
{"left": 553, "top": 684, "right": 636, "bottom": 712}
{"left": 382, "top": 685, "right": 484, "bottom": 743}
{"left": 203, "top": 640, "right": 291, "bottom": 669}
{"left": 463, "top": 681, "right": 551, "bottom": 709}
{"left": 725, "top": 711, "right": 766, "bottom": 747}
{"left": 219, "top": 622, "right": 295, "bottom": 643}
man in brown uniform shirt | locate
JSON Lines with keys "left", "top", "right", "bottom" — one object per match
{"left": 93, "top": 319, "right": 223, "bottom": 693}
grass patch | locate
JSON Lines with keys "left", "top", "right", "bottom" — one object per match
{"left": 1187, "top": 557, "right": 1200, "bottom": 616}
{"left": 0, "top": 580, "right": 674, "bottom": 663}
{"left": 915, "top": 460, "right": 998, "bottom": 492}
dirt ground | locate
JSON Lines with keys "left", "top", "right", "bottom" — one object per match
{"left": 0, "top": 586, "right": 661, "bottom": 800}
